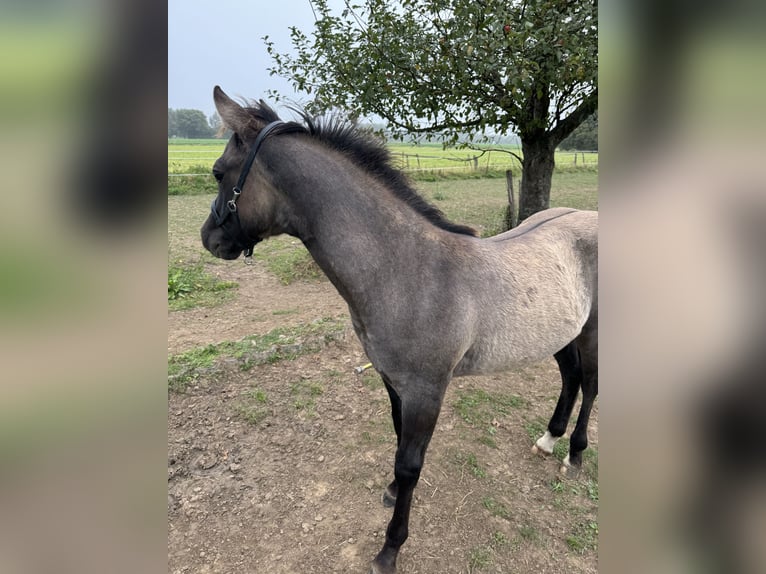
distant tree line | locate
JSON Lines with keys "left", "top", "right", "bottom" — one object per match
{"left": 559, "top": 112, "right": 597, "bottom": 151}
{"left": 169, "top": 105, "right": 595, "bottom": 150}
{"left": 168, "top": 108, "right": 223, "bottom": 138}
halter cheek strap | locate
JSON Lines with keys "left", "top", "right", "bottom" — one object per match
{"left": 233, "top": 120, "right": 286, "bottom": 202}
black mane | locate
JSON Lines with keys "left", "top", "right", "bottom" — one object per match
{"left": 243, "top": 101, "right": 478, "bottom": 237}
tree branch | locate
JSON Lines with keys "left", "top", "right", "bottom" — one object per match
{"left": 343, "top": 0, "right": 368, "bottom": 33}
{"left": 383, "top": 112, "right": 485, "bottom": 135}
{"left": 463, "top": 142, "right": 523, "bottom": 165}
{"left": 550, "top": 88, "right": 597, "bottom": 145}
{"left": 552, "top": 84, "right": 575, "bottom": 127}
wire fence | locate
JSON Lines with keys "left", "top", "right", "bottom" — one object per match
{"left": 168, "top": 149, "right": 598, "bottom": 178}
{"left": 391, "top": 150, "right": 598, "bottom": 174}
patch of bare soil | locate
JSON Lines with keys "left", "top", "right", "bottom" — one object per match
{"left": 167, "top": 261, "right": 347, "bottom": 355}
{"left": 168, "top": 278, "right": 598, "bottom": 573}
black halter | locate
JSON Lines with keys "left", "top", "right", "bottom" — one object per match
{"left": 209, "top": 120, "right": 286, "bottom": 260}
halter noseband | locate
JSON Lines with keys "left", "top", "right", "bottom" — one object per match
{"left": 209, "top": 120, "right": 286, "bottom": 262}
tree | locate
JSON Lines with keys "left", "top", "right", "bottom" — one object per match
{"left": 559, "top": 112, "right": 597, "bottom": 151}
{"left": 168, "top": 108, "right": 178, "bottom": 138}
{"left": 266, "top": 0, "right": 597, "bottom": 222}
{"left": 168, "top": 108, "right": 215, "bottom": 138}
{"left": 208, "top": 111, "right": 222, "bottom": 134}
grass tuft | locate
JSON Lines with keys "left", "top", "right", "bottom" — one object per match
{"left": 168, "top": 261, "right": 237, "bottom": 310}
{"left": 168, "top": 317, "right": 346, "bottom": 392}
{"left": 456, "top": 451, "right": 486, "bottom": 478}
{"left": 466, "top": 529, "right": 514, "bottom": 571}
{"left": 518, "top": 524, "right": 540, "bottom": 542}
{"left": 360, "top": 371, "right": 381, "bottom": 390}
{"left": 236, "top": 388, "right": 269, "bottom": 425}
{"left": 251, "top": 239, "right": 324, "bottom": 285}
{"left": 481, "top": 496, "right": 511, "bottom": 521}
{"left": 566, "top": 520, "right": 598, "bottom": 554}
{"left": 491, "top": 531, "right": 509, "bottom": 547}
{"left": 453, "top": 388, "right": 526, "bottom": 448}
{"left": 290, "top": 379, "right": 325, "bottom": 416}
{"left": 467, "top": 545, "right": 493, "bottom": 570}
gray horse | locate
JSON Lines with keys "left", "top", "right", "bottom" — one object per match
{"left": 201, "top": 87, "right": 598, "bottom": 574}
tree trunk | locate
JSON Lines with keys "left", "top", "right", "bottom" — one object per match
{"left": 518, "top": 136, "right": 556, "bottom": 222}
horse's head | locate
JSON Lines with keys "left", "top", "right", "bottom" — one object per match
{"left": 200, "top": 86, "right": 294, "bottom": 260}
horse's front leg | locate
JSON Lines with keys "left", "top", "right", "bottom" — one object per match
{"left": 382, "top": 375, "right": 402, "bottom": 507}
{"left": 372, "top": 378, "right": 444, "bottom": 574}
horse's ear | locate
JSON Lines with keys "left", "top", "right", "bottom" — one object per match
{"left": 213, "top": 86, "right": 250, "bottom": 133}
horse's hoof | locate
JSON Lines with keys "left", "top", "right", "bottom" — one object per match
{"left": 533, "top": 431, "right": 557, "bottom": 455}
{"left": 559, "top": 455, "right": 581, "bottom": 478}
{"left": 560, "top": 465, "right": 581, "bottom": 478}
{"left": 370, "top": 562, "right": 394, "bottom": 574}
{"left": 372, "top": 548, "right": 397, "bottom": 574}
{"left": 381, "top": 488, "right": 397, "bottom": 508}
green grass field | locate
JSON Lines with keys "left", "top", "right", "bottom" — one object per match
{"left": 169, "top": 139, "right": 598, "bottom": 176}
{"left": 418, "top": 173, "right": 598, "bottom": 235}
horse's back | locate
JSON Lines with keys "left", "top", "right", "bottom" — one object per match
{"left": 455, "top": 208, "right": 598, "bottom": 372}
{"left": 487, "top": 208, "right": 598, "bottom": 283}
{"left": 488, "top": 207, "right": 597, "bottom": 245}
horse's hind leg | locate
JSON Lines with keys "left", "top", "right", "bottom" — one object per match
{"left": 533, "top": 341, "right": 583, "bottom": 455}
{"left": 561, "top": 328, "right": 598, "bottom": 475}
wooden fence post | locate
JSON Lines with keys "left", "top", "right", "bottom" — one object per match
{"left": 505, "top": 170, "right": 517, "bottom": 230}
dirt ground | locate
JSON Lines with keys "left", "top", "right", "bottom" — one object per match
{"left": 168, "top": 259, "right": 598, "bottom": 574}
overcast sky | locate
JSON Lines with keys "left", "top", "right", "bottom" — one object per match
{"left": 168, "top": 0, "right": 343, "bottom": 117}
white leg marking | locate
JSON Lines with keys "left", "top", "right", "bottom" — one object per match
{"left": 533, "top": 431, "right": 559, "bottom": 455}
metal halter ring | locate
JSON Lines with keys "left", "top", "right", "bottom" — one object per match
{"left": 227, "top": 187, "right": 241, "bottom": 212}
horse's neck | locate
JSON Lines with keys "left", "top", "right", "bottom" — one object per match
{"left": 273, "top": 142, "right": 443, "bottom": 306}
{"left": 301, "top": 188, "right": 435, "bottom": 303}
